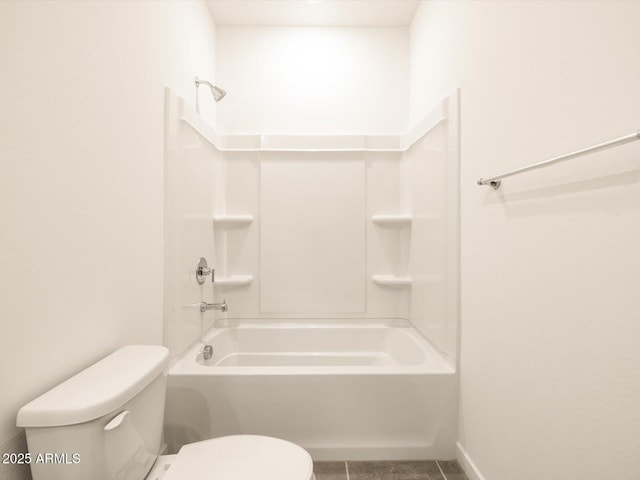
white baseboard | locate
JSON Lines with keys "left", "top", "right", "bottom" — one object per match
{"left": 456, "top": 442, "right": 486, "bottom": 480}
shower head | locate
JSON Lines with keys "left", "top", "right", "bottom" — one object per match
{"left": 195, "top": 76, "right": 226, "bottom": 102}
{"left": 210, "top": 85, "right": 226, "bottom": 102}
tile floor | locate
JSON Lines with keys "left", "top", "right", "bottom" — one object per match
{"left": 313, "top": 460, "right": 469, "bottom": 480}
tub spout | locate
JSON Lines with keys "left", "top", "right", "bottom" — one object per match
{"left": 200, "top": 300, "right": 227, "bottom": 313}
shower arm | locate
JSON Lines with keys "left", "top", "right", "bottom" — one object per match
{"left": 195, "top": 77, "right": 213, "bottom": 88}
{"left": 194, "top": 76, "right": 226, "bottom": 102}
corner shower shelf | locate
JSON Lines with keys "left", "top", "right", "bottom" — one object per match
{"left": 372, "top": 275, "right": 413, "bottom": 287}
{"left": 371, "top": 214, "right": 413, "bottom": 226}
{"left": 213, "top": 215, "right": 254, "bottom": 225}
{"left": 214, "top": 275, "right": 254, "bottom": 288}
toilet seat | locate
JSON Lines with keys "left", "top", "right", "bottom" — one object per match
{"left": 157, "top": 435, "right": 314, "bottom": 480}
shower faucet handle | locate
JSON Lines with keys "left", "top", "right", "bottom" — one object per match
{"left": 196, "top": 257, "right": 214, "bottom": 284}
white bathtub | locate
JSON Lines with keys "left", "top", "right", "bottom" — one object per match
{"left": 164, "top": 319, "right": 457, "bottom": 460}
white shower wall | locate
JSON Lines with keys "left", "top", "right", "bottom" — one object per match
{"left": 212, "top": 150, "right": 410, "bottom": 320}
{"left": 209, "top": 94, "right": 459, "bottom": 364}
{"left": 163, "top": 91, "right": 224, "bottom": 355}
{"left": 260, "top": 153, "right": 366, "bottom": 313}
{"left": 402, "top": 96, "right": 460, "bottom": 361}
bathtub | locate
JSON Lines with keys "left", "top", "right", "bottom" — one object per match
{"left": 164, "top": 319, "right": 457, "bottom": 460}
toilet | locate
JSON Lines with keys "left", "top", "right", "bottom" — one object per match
{"left": 17, "top": 345, "right": 314, "bottom": 480}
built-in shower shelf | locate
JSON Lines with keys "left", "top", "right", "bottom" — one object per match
{"left": 371, "top": 214, "right": 413, "bottom": 226}
{"left": 214, "top": 275, "right": 254, "bottom": 287}
{"left": 372, "top": 275, "right": 413, "bottom": 287}
{"left": 213, "top": 215, "right": 254, "bottom": 225}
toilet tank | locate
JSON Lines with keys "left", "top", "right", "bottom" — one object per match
{"left": 17, "top": 345, "right": 170, "bottom": 480}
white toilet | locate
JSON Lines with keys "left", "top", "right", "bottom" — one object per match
{"left": 17, "top": 345, "right": 314, "bottom": 480}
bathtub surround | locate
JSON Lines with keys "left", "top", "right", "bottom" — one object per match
{"left": 164, "top": 89, "right": 459, "bottom": 365}
{"left": 163, "top": 90, "right": 222, "bottom": 355}
{"left": 197, "top": 19, "right": 459, "bottom": 360}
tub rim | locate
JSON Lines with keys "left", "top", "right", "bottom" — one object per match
{"left": 169, "top": 318, "right": 456, "bottom": 376}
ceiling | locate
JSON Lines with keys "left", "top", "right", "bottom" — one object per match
{"left": 205, "top": 0, "right": 421, "bottom": 27}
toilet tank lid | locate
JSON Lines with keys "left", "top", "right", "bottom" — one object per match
{"left": 17, "top": 345, "right": 170, "bottom": 428}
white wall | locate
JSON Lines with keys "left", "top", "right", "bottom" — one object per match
{"left": 0, "top": 1, "right": 165, "bottom": 478}
{"left": 165, "top": 0, "right": 218, "bottom": 128}
{"left": 215, "top": 26, "right": 409, "bottom": 134}
{"left": 410, "top": 1, "right": 640, "bottom": 479}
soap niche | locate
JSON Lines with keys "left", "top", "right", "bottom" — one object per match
{"left": 370, "top": 216, "right": 412, "bottom": 287}
{"left": 213, "top": 215, "right": 254, "bottom": 289}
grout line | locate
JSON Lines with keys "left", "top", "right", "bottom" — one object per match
{"left": 345, "top": 461, "right": 350, "bottom": 480}
{"left": 436, "top": 460, "right": 447, "bottom": 480}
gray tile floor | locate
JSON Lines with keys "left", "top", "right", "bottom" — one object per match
{"left": 314, "top": 460, "right": 469, "bottom": 480}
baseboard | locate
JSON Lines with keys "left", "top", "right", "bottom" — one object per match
{"left": 456, "top": 442, "right": 486, "bottom": 480}
{"left": 307, "top": 444, "right": 449, "bottom": 461}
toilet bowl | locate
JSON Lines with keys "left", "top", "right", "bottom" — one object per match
{"left": 146, "top": 436, "right": 313, "bottom": 480}
{"left": 17, "top": 345, "right": 314, "bottom": 480}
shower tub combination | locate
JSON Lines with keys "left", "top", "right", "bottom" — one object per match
{"left": 164, "top": 319, "right": 457, "bottom": 460}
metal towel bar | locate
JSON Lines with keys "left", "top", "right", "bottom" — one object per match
{"left": 477, "top": 130, "right": 640, "bottom": 189}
